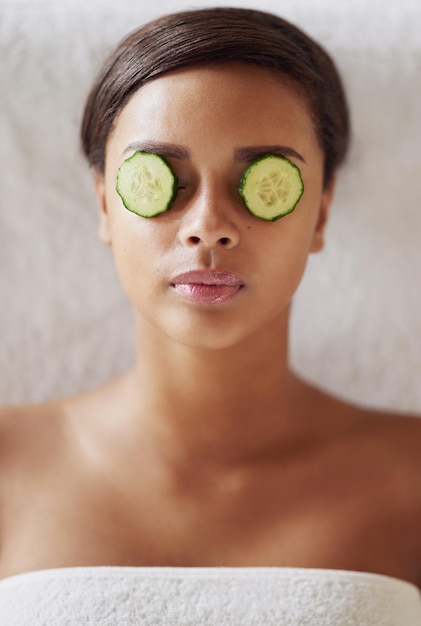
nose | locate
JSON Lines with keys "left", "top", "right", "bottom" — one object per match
{"left": 177, "top": 186, "right": 240, "bottom": 250}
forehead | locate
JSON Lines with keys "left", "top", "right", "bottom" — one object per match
{"left": 107, "top": 63, "right": 319, "bottom": 162}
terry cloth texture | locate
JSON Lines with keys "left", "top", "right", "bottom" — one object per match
{"left": 0, "top": 566, "right": 420, "bottom": 625}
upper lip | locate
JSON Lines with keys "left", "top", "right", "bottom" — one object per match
{"left": 171, "top": 270, "right": 244, "bottom": 287}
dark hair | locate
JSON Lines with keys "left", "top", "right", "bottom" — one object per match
{"left": 81, "top": 7, "right": 350, "bottom": 188}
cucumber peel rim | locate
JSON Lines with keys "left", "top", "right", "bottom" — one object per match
{"left": 116, "top": 150, "right": 304, "bottom": 222}
{"left": 237, "top": 154, "right": 304, "bottom": 221}
{"left": 116, "top": 151, "right": 178, "bottom": 218}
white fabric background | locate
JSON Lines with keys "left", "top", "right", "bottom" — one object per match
{"left": 0, "top": 0, "right": 420, "bottom": 412}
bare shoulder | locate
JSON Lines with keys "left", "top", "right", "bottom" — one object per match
{"left": 358, "top": 407, "right": 421, "bottom": 526}
{"left": 347, "top": 403, "right": 421, "bottom": 480}
{"left": 0, "top": 401, "right": 67, "bottom": 473}
{"left": 365, "top": 407, "right": 421, "bottom": 459}
{"left": 0, "top": 377, "right": 128, "bottom": 472}
{"left": 0, "top": 402, "right": 69, "bottom": 545}
{"left": 322, "top": 387, "right": 421, "bottom": 520}
{"left": 0, "top": 403, "right": 32, "bottom": 462}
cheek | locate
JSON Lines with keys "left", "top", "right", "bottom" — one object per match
{"left": 254, "top": 203, "right": 321, "bottom": 302}
{"left": 108, "top": 210, "right": 178, "bottom": 309}
{"left": 266, "top": 235, "right": 309, "bottom": 296}
{"left": 107, "top": 215, "right": 152, "bottom": 293}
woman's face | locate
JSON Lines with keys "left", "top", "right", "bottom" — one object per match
{"left": 96, "top": 63, "right": 334, "bottom": 349}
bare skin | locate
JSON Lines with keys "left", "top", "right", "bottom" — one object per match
{"left": 0, "top": 64, "right": 420, "bottom": 588}
{"left": 0, "top": 376, "right": 420, "bottom": 586}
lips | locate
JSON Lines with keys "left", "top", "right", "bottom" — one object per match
{"left": 171, "top": 270, "right": 244, "bottom": 304}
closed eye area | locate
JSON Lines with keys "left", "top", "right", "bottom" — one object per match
{"left": 118, "top": 141, "right": 305, "bottom": 221}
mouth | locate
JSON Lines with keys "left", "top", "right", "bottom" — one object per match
{"left": 170, "top": 270, "right": 244, "bottom": 304}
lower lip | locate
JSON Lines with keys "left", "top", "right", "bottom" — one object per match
{"left": 172, "top": 283, "right": 242, "bottom": 304}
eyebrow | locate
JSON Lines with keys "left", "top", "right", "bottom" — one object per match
{"left": 234, "top": 145, "right": 306, "bottom": 164}
{"left": 122, "top": 141, "right": 306, "bottom": 164}
{"left": 122, "top": 141, "right": 190, "bottom": 160}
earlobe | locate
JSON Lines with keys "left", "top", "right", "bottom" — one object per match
{"left": 310, "top": 176, "right": 336, "bottom": 253}
{"left": 93, "top": 171, "right": 112, "bottom": 247}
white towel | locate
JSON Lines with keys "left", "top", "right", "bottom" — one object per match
{"left": 0, "top": 566, "right": 420, "bottom": 625}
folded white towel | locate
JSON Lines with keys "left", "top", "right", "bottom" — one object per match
{"left": 0, "top": 566, "right": 420, "bottom": 625}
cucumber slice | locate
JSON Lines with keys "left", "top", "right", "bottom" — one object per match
{"left": 238, "top": 154, "right": 304, "bottom": 221}
{"left": 116, "top": 151, "right": 177, "bottom": 218}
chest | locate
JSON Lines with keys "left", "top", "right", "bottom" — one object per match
{"left": 1, "top": 454, "right": 418, "bottom": 584}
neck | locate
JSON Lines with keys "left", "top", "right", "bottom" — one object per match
{"left": 115, "top": 308, "right": 322, "bottom": 472}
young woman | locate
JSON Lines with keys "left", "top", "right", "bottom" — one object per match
{"left": 0, "top": 6, "right": 420, "bottom": 624}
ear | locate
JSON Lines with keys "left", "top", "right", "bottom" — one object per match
{"left": 93, "top": 171, "right": 112, "bottom": 247}
{"left": 310, "top": 176, "right": 337, "bottom": 253}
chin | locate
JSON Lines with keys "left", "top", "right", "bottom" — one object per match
{"left": 167, "top": 323, "right": 251, "bottom": 351}
{"left": 134, "top": 300, "right": 289, "bottom": 352}
{"left": 163, "top": 308, "right": 288, "bottom": 353}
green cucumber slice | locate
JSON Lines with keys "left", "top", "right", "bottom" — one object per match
{"left": 116, "top": 151, "right": 177, "bottom": 218}
{"left": 238, "top": 154, "right": 304, "bottom": 221}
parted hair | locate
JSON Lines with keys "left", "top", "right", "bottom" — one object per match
{"left": 81, "top": 7, "right": 350, "bottom": 188}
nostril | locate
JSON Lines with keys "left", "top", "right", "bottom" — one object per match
{"left": 185, "top": 235, "right": 233, "bottom": 246}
